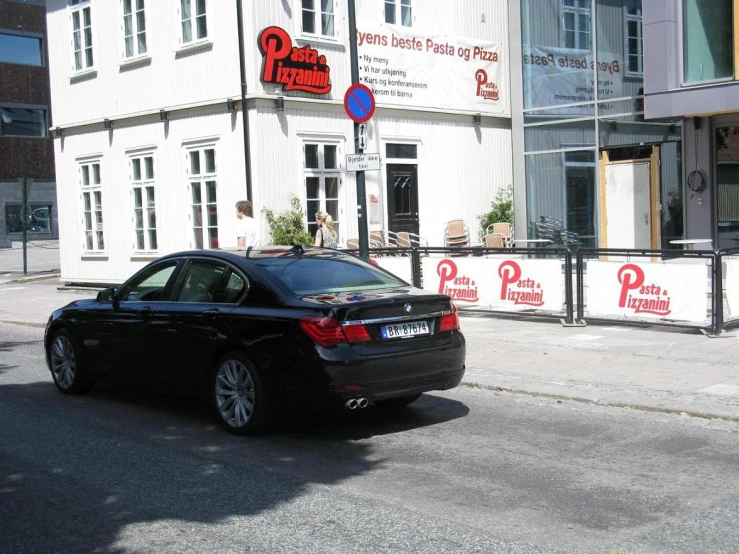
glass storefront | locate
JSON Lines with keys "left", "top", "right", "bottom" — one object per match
{"left": 519, "top": 0, "right": 683, "bottom": 249}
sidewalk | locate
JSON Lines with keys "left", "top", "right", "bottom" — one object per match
{"left": 0, "top": 243, "right": 61, "bottom": 286}
{"left": 1, "top": 279, "right": 738, "bottom": 422}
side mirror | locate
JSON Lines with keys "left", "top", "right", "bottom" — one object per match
{"left": 96, "top": 287, "right": 116, "bottom": 303}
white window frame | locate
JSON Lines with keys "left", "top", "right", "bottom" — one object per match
{"left": 70, "top": 0, "right": 94, "bottom": 73}
{"left": 122, "top": 0, "right": 147, "bottom": 60}
{"left": 186, "top": 145, "right": 219, "bottom": 250}
{"left": 299, "top": 0, "right": 338, "bottom": 41}
{"left": 129, "top": 152, "right": 158, "bottom": 253}
{"left": 303, "top": 140, "right": 343, "bottom": 242}
{"left": 180, "top": 0, "right": 208, "bottom": 47}
{"left": 624, "top": 3, "right": 643, "bottom": 77}
{"left": 561, "top": 0, "right": 591, "bottom": 51}
{"left": 384, "top": 0, "right": 412, "bottom": 27}
{"left": 79, "top": 158, "right": 105, "bottom": 253}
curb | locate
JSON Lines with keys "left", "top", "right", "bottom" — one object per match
{"left": 16, "top": 273, "right": 61, "bottom": 284}
{"left": 462, "top": 380, "right": 739, "bottom": 423}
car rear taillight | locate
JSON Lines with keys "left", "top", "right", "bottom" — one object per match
{"left": 439, "top": 305, "right": 460, "bottom": 332}
{"left": 300, "top": 317, "right": 371, "bottom": 346}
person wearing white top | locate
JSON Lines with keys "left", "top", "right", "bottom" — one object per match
{"left": 235, "top": 200, "right": 260, "bottom": 248}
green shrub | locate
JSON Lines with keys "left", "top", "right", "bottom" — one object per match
{"left": 478, "top": 185, "right": 514, "bottom": 234}
{"left": 262, "top": 195, "right": 314, "bottom": 246}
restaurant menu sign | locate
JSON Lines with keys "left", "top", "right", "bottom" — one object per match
{"left": 356, "top": 23, "right": 506, "bottom": 115}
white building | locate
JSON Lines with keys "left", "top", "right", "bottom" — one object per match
{"left": 47, "top": 0, "right": 513, "bottom": 284}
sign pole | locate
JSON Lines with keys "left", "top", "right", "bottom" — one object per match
{"left": 347, "top": 0, "right": 369, "bottom": 260}
{"left": 20, "top": 177, "right": 28, "bottom": 276}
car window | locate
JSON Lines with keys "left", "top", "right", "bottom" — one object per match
{"left": 258, "top": 256, "right": 405, "bottom": 295}
{"left": 219, "top": 271, "right": 248, "bottom": 303}
{"left": 121, "top": 262, "right": 178, "bottom": 302}
{"left": 174, "top": 260, "right": 227, "bottom": 303}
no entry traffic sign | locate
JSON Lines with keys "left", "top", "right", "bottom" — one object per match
{"left": 344, "top": 83, "right": 375, "bottom": 124}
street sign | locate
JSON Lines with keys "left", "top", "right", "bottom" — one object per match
{"left": 357, "top": 123, "right": 367, "bottom": 149}
{"left": 346, "top": 153, "right": 380, "bottom": 172}
{"left": 344, "top": 83, "right": 375, "bottom": 124}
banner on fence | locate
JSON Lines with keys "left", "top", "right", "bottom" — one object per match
{"left": 421, "top": 256, "right": 563, "bottom": 312}
{"left": 725, "top": 257, "right": 739, "bottom": 319}
{"left": 372, "top": 255, "right": 413, "bottom": 284}
{"left": 586, "top": 261, "right": 708, "bottom": 323}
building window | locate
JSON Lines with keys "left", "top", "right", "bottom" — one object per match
{"left": 5, "top": 205, "right": 53, "bottom": 234}
{"left": 301, "top": 0, "right": 334, "bottom": 38}
{"left": 563, "top": 150, "right": 596, "bottom": 248}
{"left": 624, "top": 1, "right": 643, "bottom": 76}
{"left": 304, "top": 143, "right": 341, "bottom": 239}
{"left": 0, "top": 32, "right": 43, "bottom": 66}
{"left": 130, "top": 155, "right": 158, "bottom": 251}
{"left": 80, "top": 161, "right": 104, "bottom": 252}
{"left": 0, "top": 106, "right": 47, "bottom": 138}
{"left": 123, "top": 0, "right": 147, "bottom": 58}
{"left": 682, "top": 0, "right": 733, "bottom": 83}
{"left": 384, "top": 0, "right": 412, "bottom": 27}
{"left": 561, "top": 0, "right": 590, "bottom": 50}
{"left": 188, "top": 147, "right": 218, "bottom": 249}
{"left": 181, "top": 0, "right": 207, "bottom": 44}
{"left": 71, "top": 1, "right": 93, "bottom": 71}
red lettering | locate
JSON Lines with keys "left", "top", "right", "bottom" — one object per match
{"left": 259, "top": 27, "right": 292, "bottom": 82}
{"left": 437, "top": 260, "right": 458, "bottom": 295}
{"left": 498, "top": 261, "right": 521, "bottom": 301}
{"left": 617, "top": 264, "right": 645, "bottom": 308}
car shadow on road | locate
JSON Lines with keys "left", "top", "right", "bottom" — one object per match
{"left": 0, "top": 379, "right": 469, "bottom": 553}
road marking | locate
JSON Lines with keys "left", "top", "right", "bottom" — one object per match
{"left": 0, "top": 287, "right": 24, "bottom": 293}
{"left": 699, "top": 384, "right": 739, "bottom": 396}
{"left": 601, "top": 327, "right": 632, "bottom": 332}
{"left": 569, "top": 334, "right": 605, "bottom": 341}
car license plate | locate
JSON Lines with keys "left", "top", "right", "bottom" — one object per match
{"left": 380, "top": 320, "right": 429, "bottom": 340}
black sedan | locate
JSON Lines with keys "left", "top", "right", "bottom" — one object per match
{"left": 45, "top": 246, "right": 466, "bottom": 435}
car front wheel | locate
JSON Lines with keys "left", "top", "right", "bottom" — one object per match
{"left": 211, "top": 352, "right": 272, "bottom": 435}
{"left": 49, "top": 329, "right": 95, "bottom": 395}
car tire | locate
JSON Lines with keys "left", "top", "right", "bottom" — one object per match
{"left": 211, "top": 351, "right": 273, "bottom": 435}
{"left": 375, "top": 393, "right": 422, "bottom": 410}
{"left": 49, "top": 329, "right": 96, "bottom": 395}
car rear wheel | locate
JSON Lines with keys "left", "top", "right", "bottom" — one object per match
{"left": 375, "top": 393, "right": 422, "bottom": 410}
{"left": 49, "top": 329, "right": 95, "bottom": 395}
{"left": 211, "top": 352, "right": 272, "bottom": 435}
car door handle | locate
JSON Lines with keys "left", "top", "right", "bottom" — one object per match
{"left": 137, "top": 307, "right": 153, "bottom": 317}
{"left": 203, "top": 308, "right": 220, "bottom": 319}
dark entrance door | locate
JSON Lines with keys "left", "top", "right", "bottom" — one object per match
{"left": 386, "top": 164, "right": 419, "bottom": 236}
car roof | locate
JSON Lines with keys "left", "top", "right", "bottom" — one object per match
{"left": 158, "top": 246, "right": 349, "bottom": 266}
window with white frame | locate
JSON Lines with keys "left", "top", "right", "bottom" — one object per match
{"left": 70, "top": 0, "right": 93, "bottom": 71}
{"left": 188, "top": 147, "right": 218, "bottom": 249}
{"left": 130, "top": 154, "right": 158, "bottom": 251}
{"left": 123, "top": 0, "right": 147, "bottom": 58}
{"left": 301, "top": 0, "right": 335, "bottom": 38}
{"left": 384, "top": 0, "right": 412, "bottom": 27}
{"left": 80, "top": 160, "right": 104, "bottom": 252}
{"left": 561, "top": 0, "right": 590, "bottom": 50}
{"left": 624, "top": 1, "right": 643, "bottom": 75}
{"left": 304, "top": 143, "right": 341, "bottom": 240}
{"left": 181, "top": 0, "right": 207, "bottom": 44}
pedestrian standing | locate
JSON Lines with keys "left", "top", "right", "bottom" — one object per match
{"left": 235, "top": 200, "right": 260, "bottom": 248}
{"left": 314, "top": 211, "right": 337, "bottom": 249}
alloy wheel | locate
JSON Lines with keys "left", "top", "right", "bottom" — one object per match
{"left": 51, "top": 335, "right": 76, "bottom": 390}
{"left": 215, "top": 359, "right": 256, "bottom": 428}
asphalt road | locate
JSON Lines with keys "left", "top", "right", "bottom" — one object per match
{"left": 1, "top": 322, "right": 738, "bottom": 554}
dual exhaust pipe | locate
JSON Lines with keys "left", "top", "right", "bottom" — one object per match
{"left": 345, "top": 397, "right": 369, "bottom": 410}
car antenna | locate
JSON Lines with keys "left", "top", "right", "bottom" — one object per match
{"left": 245, "top": 246, "right": 253, "bottom": 258}
{"left": 290, "top": 244, "right": 304, "bottom": 257}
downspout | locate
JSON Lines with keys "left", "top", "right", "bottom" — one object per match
{"left": 236, "top": 0, "right": 253, "bottom": 202}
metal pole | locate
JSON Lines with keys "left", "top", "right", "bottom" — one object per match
{"left": 564, "top": 250, "right": 574, "bottom": 324}
{"left": 347, "top": 0, "right": 369, "bottom": 260}
{"left": 236, "top": 0, "right": 253, "bottom": 202}
{"left": 576, "top": 249, "right": 584, "bottom": 322}
{"left": 20, "top": 177, "right": 28, "bottom": 276}
{"left": 713, "top": 251, "right": 724, "bottom": 335}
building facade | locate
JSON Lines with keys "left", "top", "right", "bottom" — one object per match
{"left": 643, "top": 0, "right": 739, "bottom": 250}
{"left": 46, "top": 0, "right": 513, "bottom": 284}
{"left": 508, "top": 0, "right": 684, "bottom": 251}
{"left": 0, "top": 0, "right": 58, "bottom": 248}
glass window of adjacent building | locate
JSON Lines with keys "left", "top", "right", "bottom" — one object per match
{"left": 682, "top": 0, "right": 733, "bottom": 83}
{"left": 0, "top": 106, "right": 47, "bottom": 138}
{"left": 595, "top": 0, "right": 643, "bottom": 102}
{"left": 0, "top": 32, "right": 43, "bottom": 66}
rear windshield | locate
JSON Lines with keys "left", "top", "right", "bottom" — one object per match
{"left": 258, "top": 256, "right": 406, "bottom": 295}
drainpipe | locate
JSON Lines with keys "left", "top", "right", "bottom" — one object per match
{"left": 236, "top": 0, "right": 253, "bottom": 202}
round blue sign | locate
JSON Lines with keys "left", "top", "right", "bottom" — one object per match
{"left": 344, "top": 84, "right": 376, "bottom": 124}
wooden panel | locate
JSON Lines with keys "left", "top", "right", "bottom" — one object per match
{"left": 650, "top": 146, "right": 662, "bottom": 249}
{"left": 599, "top": 150, "right": 609, "bottom": 250}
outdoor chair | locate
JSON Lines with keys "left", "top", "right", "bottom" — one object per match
{"left": 535, "top": 216, "right": 580, "bottom": 250}
{"left": 444, "top": 220, "right": 470, "bottom": 251}
{"left": 486, "top": 222, "right": 513, "bottom": 246}
{"left": 483, "top": 233, "right": 506, "bottom": 248}
{"left": 395, "top": 231, "right": 428, "bottom": 248}
{"left": 346, "top": 238, "right": 359, "bottom": 249}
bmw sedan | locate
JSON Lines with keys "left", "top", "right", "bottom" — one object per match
{"left": 45, "top": 247, "right": 466, "bottom": 435}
